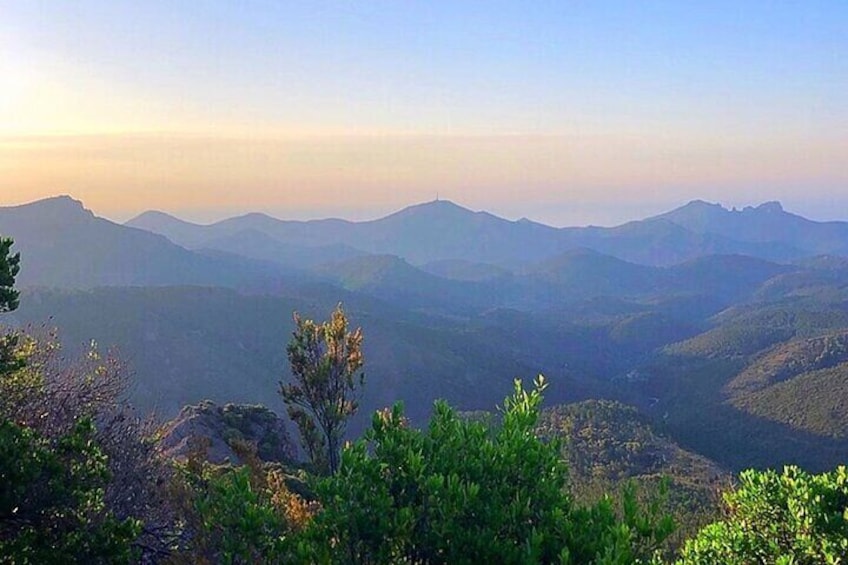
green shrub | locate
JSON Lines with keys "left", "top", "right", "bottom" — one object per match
{"left": 305, "top": 377, "right": 673, "bottom": 564}
{"left": 678, "top": 465, "right": 848, "bottom": 564}
{"left": 0, "top": 418, "right": 141, "bottom": 563}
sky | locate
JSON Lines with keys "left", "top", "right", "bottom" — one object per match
{"left": 1, "top": 1, "right": 846, "bottom": 226}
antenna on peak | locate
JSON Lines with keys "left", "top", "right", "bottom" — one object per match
{"left": 436, "top": 192, "right": 440, "bottom": 202}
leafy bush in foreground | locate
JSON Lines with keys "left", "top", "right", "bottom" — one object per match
{"left": 678, "top": 465, "right": 848, "bottom": 564}
{"left": 305, "top": 377, "right": 673, "bottom": 564}
{"left": 0, "top": 418, "right": 140, "bottom": 563}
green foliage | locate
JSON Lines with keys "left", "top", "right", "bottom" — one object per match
{"left": 538, "top": 401, "right": 725, "bottom": 549}
{"left": 0, "top": 237, "right": 20, "bottom": 315}
{"left": 678, "top": 465, "right": 848, "bottom": 564}
{"left": 0, "top": 237, "right": 22, "bottom": 379}
{"left": 281, "top": 303, "right": 364, "bottom": 474}
{"left": 306, "top": 377, "right": 673, "bottom": 564}
{"left": 0, "top": 418, "right": 141, "bottom": 563}
{"left": 190, "top": 466, "right": 291, "bottom": 564}
{"left": 723, "top": 331, "right": 848, "bottom": 439}
{"left": 170, "top": 440, "right": 313, "bottom": 564}
{"left": 734, "top": 363, "right": 848, "bottom": 439}
{"left": 729, "top": 330, "right": 848, "bottom": 395}
{"left": 0, "top": 331, "right": 33, "bottom": 384}
{"left": 0, "top": 293, "right": 166, "bottom": 561}
{"left": 665, "top": 324, "right": 794, "bottom": 359}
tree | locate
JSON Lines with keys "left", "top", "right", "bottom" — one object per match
{"left": 0, "top": 237, "right": 20, "bottom": 314}
{"left": 0, "top": 418, "right": 141, "bottom": 563}
{"left": 677, "top": 465, "right": 848, "bottom": 564}
{"left": 0, "top": 237, "right": 21, "bottom": 377}
{"left": 280, "top": 304, "right": 364, "bottom": 475}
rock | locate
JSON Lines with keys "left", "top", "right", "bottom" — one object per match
{"left": 157, "top": 400, "right": 295, "bottom": 465}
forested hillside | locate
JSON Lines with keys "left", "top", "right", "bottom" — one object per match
{"left": 5, "top": 196, "right": 848, "bottom": 473}
{"left": 3, "top": 213, "right": 848, "bottom": 562}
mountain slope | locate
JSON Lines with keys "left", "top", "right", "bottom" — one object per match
{"left": 732, "top": 363, "right": 848, "bottom": 439}
{"left": 0, "top": 196, "right": 301, "bottom": 290}
{"left": 656, "top": 200, "right": 848, "bottom": 256}
{"left": 13, "top": 286, "right": 613, "bottom": 433}
{"left": 131, "top": 199, "right": 568, "bottom": 266}
{"left": 538, "top": 400, "right": 727, "bottom": 542}
{"left": 200, "top": 229, "right": 366, "bottom": 268}
{"left": 312, "top": 254, "right": 494, "bottom": 314}
{"left": 522, "top": 248, "right": 660, "bottom": 298}
{"left": 125, "top": 210, "right": 211, "bottom": 248}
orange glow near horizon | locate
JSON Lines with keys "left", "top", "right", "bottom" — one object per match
{"left": 2, "top": 131, "right": 846, "bottom": 226}
{"left": 3, "top": 3, "right": 846, "bottom": 225}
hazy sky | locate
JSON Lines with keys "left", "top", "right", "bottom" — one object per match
{"left": 2, "top": 1, "right": 846, "bottom": 225}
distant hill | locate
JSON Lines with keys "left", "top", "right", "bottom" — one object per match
{"left": 732, "top": 363, "right": 848, "bottom": 439}
{"left": 646, "top": 292, "right": 848, "bottom": 471}
{"left": 128, "top": 197, "right": 846, "bottom": 268}
{"left": 655, "top": 200, "right": 848, "bottom": 256}
{"left": 312, "top": 254, "right": 494, "bottom": 314}
{"left": 523, "top": 248, "right": 659, "bottom": 296}
{"left": 130, "top": 200, "right": 569, "bottom": 267}
{"left": 7, "top": 194, "right": 848, "bottom": 477}
{"left": 420, "top": 259, "right": 511, "bottom": 282}
{"left": 538, "top": 400, "right": 727, "bottom": 543}
{"left": 12, "top": 286, "right": 616, "bottom": 433}
{"left": 124, "top": 210, "right": 212, "bottom": 248}
{"left": 200, "top": 229, "right": 366, "bottom": 269}
{"left": 664, "top": 254, "right": 792, "bottom": 298}
{"left": 719, "top": 331, "right": 848, "bottom": 439}
{"left": 0, "top": 196, "right": 304, "bottom": 290}
{"left": 727, "top": 330, "right": 848, "bottom": 395}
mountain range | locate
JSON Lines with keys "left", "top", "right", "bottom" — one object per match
{"left": 3, "top": 194, "right": 848, "bottom": 474}
{"left": 5, "top": 195, "right": 847, "bottom": 292}
{"left": 0, "top": 196, "right": 307, "bottom": 290}
{"left": 127, "top": 197, "right": 848, "bottom": 268}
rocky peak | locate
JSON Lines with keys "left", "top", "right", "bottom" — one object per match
{"left": 157, "top": 401, "right": 296, "bottom": 464}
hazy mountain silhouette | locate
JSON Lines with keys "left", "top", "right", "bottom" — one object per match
{"left": 5, "top": 196, "right": 836, "bottom": 314}
{"left": 128, "top": 198, "right": 833, "bottom": 268}
{"left": 0, "top": 196, "right": 303, "bottom": 289}
{"left": 130, "top": 200, "right": 566, "bottom": 266}
{"left": 420, "top": 259, "right": 512, "bottom": 282}
{"left": 7, "top": 194, "right": 848, "bottom": 473}
{"left": 523, "top": 248, "right": 660, "bottom": 297}
{"left": 655, "top": 200, "right": 848, "bottom": 256}
{"left": 200, "top": 229, "right": 366, "bottom": 268}
{"left": 312, "top": 254, "right": 495, "bottom": 314}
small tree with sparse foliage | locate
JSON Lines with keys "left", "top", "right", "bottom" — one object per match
{"left": 280, "top": 304, "right": 364, "bottom": 475}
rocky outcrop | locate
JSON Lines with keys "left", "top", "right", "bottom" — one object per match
{"left": 158, "top": 401, "right": 295, "bottom": 465}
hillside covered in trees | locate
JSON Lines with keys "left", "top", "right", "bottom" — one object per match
{"left": 3, "top": 197, "right": 848, "bottom": 562}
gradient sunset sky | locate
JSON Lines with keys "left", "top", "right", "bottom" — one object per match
{"left": 2, "top": 1, "right": 846, "bottom": 225}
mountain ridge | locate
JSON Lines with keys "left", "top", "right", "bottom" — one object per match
{"left": 7, "top": 194, "right": 848, "bottom": 473}
{"left": 124, "top": 197, "right": 848, "bottom": 268}
{"left": 0, "top": 195, "right": 305, "bottom": 290}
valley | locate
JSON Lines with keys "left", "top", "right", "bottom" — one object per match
{"left": 3, "top": 195, "right": 848, "bottom": 475}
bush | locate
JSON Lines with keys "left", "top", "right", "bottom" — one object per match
{"left": 305, "top": 377, "right": 673, "bottom": 564}
{"left": 678, "top": 465, "right": 848, "bottom": 564}
{"left": 168, "top": 439, "right": 314, "bottom": 564}
{"left": 0, "top": 418, "right": 141, "bottom": 563}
